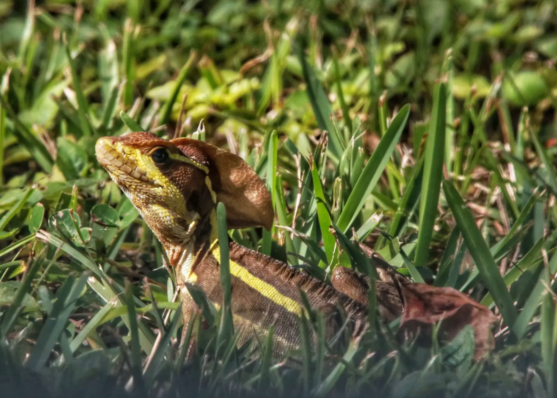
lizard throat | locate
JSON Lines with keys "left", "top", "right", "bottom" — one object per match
{"left": 172, "top": 209, "right": 219, "bottom": 284}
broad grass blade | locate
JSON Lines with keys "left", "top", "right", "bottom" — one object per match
{"left": 216, "top": 202, "right": 233, "bottom": 347}
{"left": 121, "top": 110, "right": 144, "bottom": 132}
{"left": 311, "top": 160, "right": 336, "bottom": 268}
{"left": 337, "top": 104, "right": 410, "bottom": 233}
{"left": 414, "top": 83, "right": 446, "bottom": 266}
{"left": 159, "top": 51, "right": 196, "bottom": 125}
{"left": 443, "top": 180, "right": 517, "bottom": 328}
{"left": 27, "top": 273, "right": 89, "bottom": 371}
{"left": 297, "top": 45, "right": 344, "bottom": 159}
{"left": 64, "top": 42, "right": 92, "bottom": 137}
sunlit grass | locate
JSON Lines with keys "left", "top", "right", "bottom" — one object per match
{"left": 0, "top": 0, "right": 556, "bottom": 397}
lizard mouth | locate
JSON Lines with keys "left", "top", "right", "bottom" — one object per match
{"left": 95, "top": 137, "right": 157, "bottom": 187}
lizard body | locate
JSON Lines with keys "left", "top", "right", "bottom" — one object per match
{"left": 96, "top": 132, "right": 403, "bottom": 357}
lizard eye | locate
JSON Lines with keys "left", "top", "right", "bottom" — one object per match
{"left": 151, "top": 148, "right": 170, "bottom": 164}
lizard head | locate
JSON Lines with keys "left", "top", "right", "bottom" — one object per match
{"left": 96, "top": 132, "right": 273, "bottom": 266}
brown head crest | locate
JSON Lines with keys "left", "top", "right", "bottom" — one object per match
{"left": 172, "top": 138, "right": 274, "bottom": 230}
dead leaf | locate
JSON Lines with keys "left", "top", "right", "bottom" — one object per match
{"left": 398, "top": 283, "right": 497, "bottom": 360}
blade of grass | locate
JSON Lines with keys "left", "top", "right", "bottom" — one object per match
{"left": 261, "top": 130, "right": 277, "bottom": 256}
{"left": 122, "top": 18, "right": 136, "bottom": 107}
{"left": 159, "top": 51, "right": 196, "bottom": 125}
{"left": 100, "top": 84, "right": 121, "bottom": 131}
{"left": 414, "top": 83, "right": 446, "bottom": 266}
{"left": 69, "top": 300, "right": 115, "bottom": 352}
{"left": 27, "top": 273, "right": 89, "bottom": 371}
{"left": 435, "top": 227, "right": 460, "bottom": 287}
{"left": 337, "top": 104, "right": 410, "bottom": 233}
{"left": 443, "top": 180, "right": 517, "bottom": 328}
{"left": 491, "top": 189, "right": 541, "bottom": 258}
{"left": 399, "top": 249, "right": 425, "bottom": 283}
{"left": 314, "top": 339, "right": 358, "bottom": 396}
{"left": 0, "top": 71, "right": 8, "bottom": 185}
{"left": 258, "top": 325, "right": 274, "bottom": 390}
{"left": 513, "top": 251, "right": 557, "bottom": 339}
{"left": 121, "top": 110, "right": 144, "bottom": 132}
{"left": 0, "top": 95, "right": 53, "bottom": 172}
{"left": 143, "top": 305, "right": 182, "bottom": 383}
{"left": 275, "top": 175, "right": 296, "bottom": 264}
{"left": 125, "top": 279, "right": 144, "bottom": 392}
{"left": 387, "top": 157, "right": 424, "bottom": 239}
{"left": 311, "top": 160, "right": 336, "bottom": 268}
{"left": 444, "top": 52, "right": 455, "bottom": 174}
{"left": 541, "top": 269, "right": 556, "bottom": 398}
{"left": 332, "top": 55, "right": 351, "bottom": 132}
{"left": 481, "top": 237, "right": 544, "bottom": 308}
{"left": 64, "top": 40, "right": 92, "bottom": 137}
{"left": 0, "top": 256, "right": 44, "bottom": 339}
{"left": 0, "top": 189, "right": 33, "bottom": 231}
{"left": 216, "top": 202, "right": 233, "bottom": 351}
{"left": 297, "top": 45, "right": 344, "bottom": 159}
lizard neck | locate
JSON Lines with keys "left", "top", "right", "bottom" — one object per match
{"left": 173, "top": 208, "right": 219, "bottom": 284}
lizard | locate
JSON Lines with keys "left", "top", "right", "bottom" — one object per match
{"left": 95, "top": 132, "right": 404, "bottom": 357}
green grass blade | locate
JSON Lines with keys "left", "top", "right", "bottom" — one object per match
{"left": 216, "top": 202, "right": 233, "bottom": 350}
{"left": 0, "top": 72, "right": 7, "bottom": 185}
{"left": 414, "top": 83, "right": 446, "bottom": 266}
{"left": 27, "top": 273, "right": 89, "bottom": 371}
{"left": 259, "top": 325, "right": 274, "bottom": 390}
{"left": 0, "top": 95, "right": 54, "bottom": 172}
{"left": 337, "top": 104, "right": 410, "bottom": 232}
{"left": 332, "top": 55, "right": 351, "bottom": 133}
{"left": 514, "top": 253, "right": 557, "bottom": 339}
{"left": 64, "top": 42, "right": 92, "bottom": 137}
{"left": 444, "top": 53, "right": 455, "bottom": 174}
{"left": 435, "top": 227, "right": 460, "bottom": 287}
{"left": 0, "top": 256, "right": 43, "bottom": 339}
{"left": 0, "top": 189, "right": 33, "bottom": 231}
{"left": 491, "top": 189, "right": 541, "bottom": 258}
{"left": 275, "top": 174, "right": 296, "bottom": 263}
{"left": 261, "top": 131, "right": 277, "bottom": 256}
{"left": 120, "top": 110, "right": 144, "bottom": 132}
{"left": 125, "top": 279, "right": 144, "bottom": 391}
{"left": 481, "top": 237, "right": 544, "bottom": 308}
{"left": 314, "top": 339, "right": 358, "bottom": 396}
{"left": 159, "top": 51, "right": 196, "bottom": 125}
{"left": 531, "top": 128, "right": 557, "bottom": 193}
{"left": 388, "top": 157, "right": 424, "bottom": 239}
{"left": 69, "top": 300, "right": 115, "bottom": 352}
{"left": 100, "top": 84, "right": 121, "bottom": 131}
{"left": 443, "top": 180, "right": 517, "bottom": 328}
{"left": 122, "top": 18, "right": 136, "bottom": 107}
{"left": 297, "top": 45, "right": 344, "bottom": 159}
{"left": 311, "top": 160, "right": 336, "bottom": 268}
{"left": 541, "top": 270, "right": 556, "bottom": 397}
{"left": 299, "top": 311, "right": 311, "bottom": 395}
{"left": 399, "top": 249, "right": 425, "bottom": 283}
{"left": 143, "top": 305, "right": 182, "bottom": 383}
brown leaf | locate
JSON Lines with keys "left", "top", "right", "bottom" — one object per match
{"left": 398, "top": 283, "right": 497, "bottom": 360}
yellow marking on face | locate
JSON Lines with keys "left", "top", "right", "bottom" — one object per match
{"left": 211, "top": 246, "right": 302, "bottom": 316}
{"left": 168, "top": 152, "right": 209, "bottom": 173}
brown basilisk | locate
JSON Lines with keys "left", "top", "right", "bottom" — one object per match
{"left": 95, "top": 132, "right": 403, "bottom": 356}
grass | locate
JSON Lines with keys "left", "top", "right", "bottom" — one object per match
{"left": 0, "top": 0, "right": 557, "bottom": 397}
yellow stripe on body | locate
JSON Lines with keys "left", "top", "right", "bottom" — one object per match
{"left": 211, "top": 245, "right": 302, "bottom": 316}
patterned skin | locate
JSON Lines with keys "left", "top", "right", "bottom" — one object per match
{"left": 96, "top": 132, "right": 403, "bottom": 357}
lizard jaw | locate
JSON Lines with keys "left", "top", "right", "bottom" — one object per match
{"left": 95, "top": 137, "right": 158, "bottom": 188}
